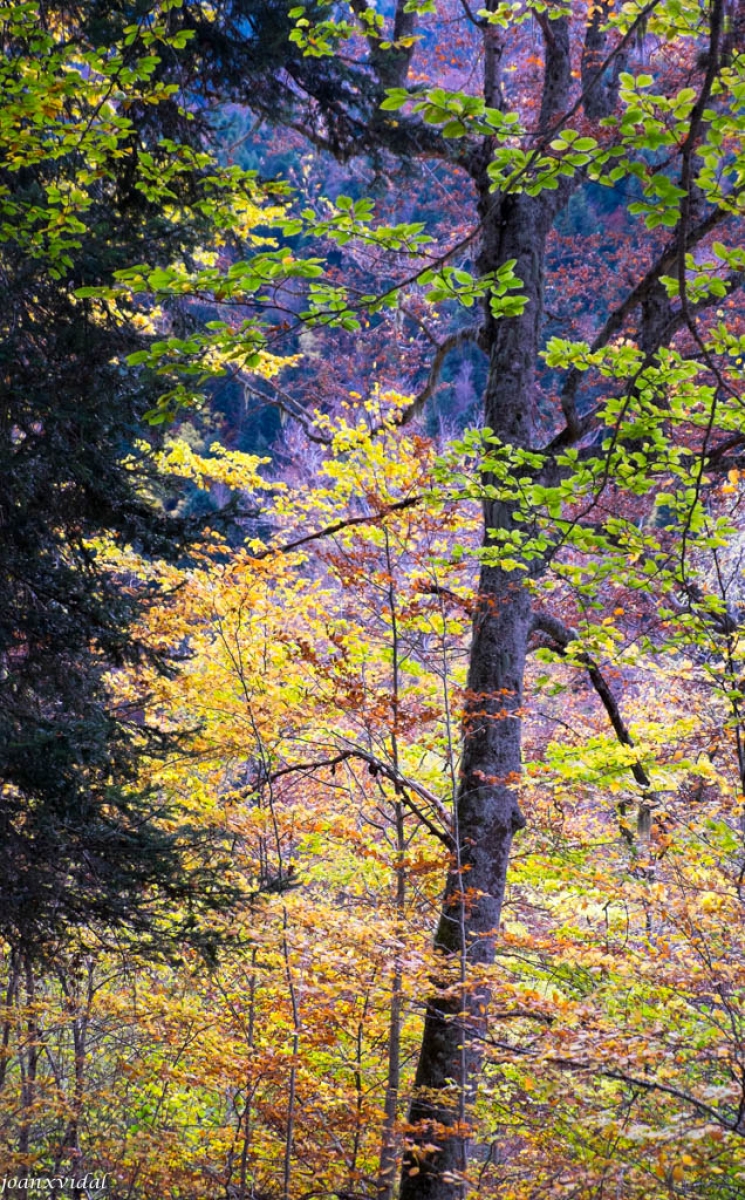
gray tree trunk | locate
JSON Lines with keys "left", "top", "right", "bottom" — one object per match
{"left": 399, "top": 21, "right": 572, "bottom": 1200}
{"left": 399, "top": 190, "right": 557, "bottom": 1200}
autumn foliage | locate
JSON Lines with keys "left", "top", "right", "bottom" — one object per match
{"left": 2, "top": 0, "right": 745, "bottom": 1198}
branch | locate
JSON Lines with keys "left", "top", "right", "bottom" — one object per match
{"left": 349, "top": 0, "right": 418, "bottom": 92}
{"left": 555, "top": 226, "right": 739, "bottom": 444}
{"left": 599, "top": 1066, "right": 742, "bottom": 1133}
{"left": 252, "top": 495, "right": 423, "bottom": 560}
{"left": 530, "top": 612, "right": 653, "bottom": 799}
{"left": 477, "top": 1029, "right": 739, "bottom": 1132}
{"left": 533, "top": 0, "right": 662, "bottom": 145}
{"left": 482, "top": 1, "right": 505, "bottom": 111}
{"left": 398, "top": 302, "right": 440, "bottom": 346}
{"left": 677, "top": 0, "right": 725, "bottom": 329}
{"left": 396, "top": 325, "right": 482, "bottom": 427}
{"left": 243, "top": 378, "right": 333, "bottom": 446}
{"left": 274, "top": 61, "right": 455, "bottom": 165}
{"left": 667, "top": 578, "right": 739, "bottom": 637}
{"left": 707, "top": 431, "right": 745, "bottom": 469}
{"left": 536, "top": 13, "right": 571, "bottom": 135}
{"left": 581, "top": 0, "right": 627, "bottom": 121}
{"left": 458, "top": 0, "right": 486, "bottom": 28}
{"left": 417, "top": 583, "right": 474, "bottom": 614}
{"left": 229, "top": 748, "right": 454, "bottom": 847}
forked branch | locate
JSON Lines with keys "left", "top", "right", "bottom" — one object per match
{"left": 227, "top": 748, "right": 454, "bottom": 847}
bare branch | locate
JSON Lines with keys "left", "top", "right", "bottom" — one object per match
{"left": 555, "top": 219, "right": 739, "bottom": 443}
{"left": 252, "top": 495, "right": 423, "bottom": 561}
{"left": 229, "top": 749, "right": 454, "bottom": 847}
{"left": 530, "top": 612, "right": 653, "bottom": 801}
{"left": 399, "top": 303, "right": 440, "bottom": 346}
{"left": 581, "top": 0, "right": 627, "bottom": 121}
{"left": 397, "top": 326, "right": 482, "bottom": 427}
{"left": 243, "top": 379, "right": 333, "bottom": 446}
{"left": 708, "top": 431, "right": 745, "bottom": 470}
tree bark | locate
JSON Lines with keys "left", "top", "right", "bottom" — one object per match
{"left": 400, "top": 17, "right": 572, "bottom": 1197}
{"left": 400, "top": 168, "right": 563, "bottom": 1200}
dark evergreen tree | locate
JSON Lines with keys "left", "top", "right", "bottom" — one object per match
{"left": 0, "top": 2, "right": 244, "bottom": 958}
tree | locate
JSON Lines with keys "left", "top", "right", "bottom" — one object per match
{"left": 8, "top": 0, "right": 745, "bottom": 1193}
{"left": 1, "top": 407, "right": 745, "bottom": 1193}
{"left": 139, "top": 0, "right": 744, "bottom": 1194}
{"left": 0, "top": 0, "right": 274, "bottom": 956}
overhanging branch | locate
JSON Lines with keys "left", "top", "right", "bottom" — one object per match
{"left": 397, "top": 325, "right": 482, "bottom": 427}
{"left": 530, "top": 612, "right": 653, "bottom": 838}
{"left": 228, "top": 748, "right": 454, "bottom": 847}
{"left": 252, "top": 495, "right": 423, "bottom": 560}
{"left": 243, "top": 378, "right": 333, "bottom": 446}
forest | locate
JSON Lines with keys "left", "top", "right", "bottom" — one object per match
{"left": 1, "top": 0, "right": 744, "bottom": 1196}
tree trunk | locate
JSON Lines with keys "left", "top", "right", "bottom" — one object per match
{"left": 400, "top": 185, "right": 554, "bottom": 1200}
{"left": 399, "top": 9, "right": 571, "bottom": 1179}
{"left": 377, "top": 801, "right": 405, "bottom": 1200}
